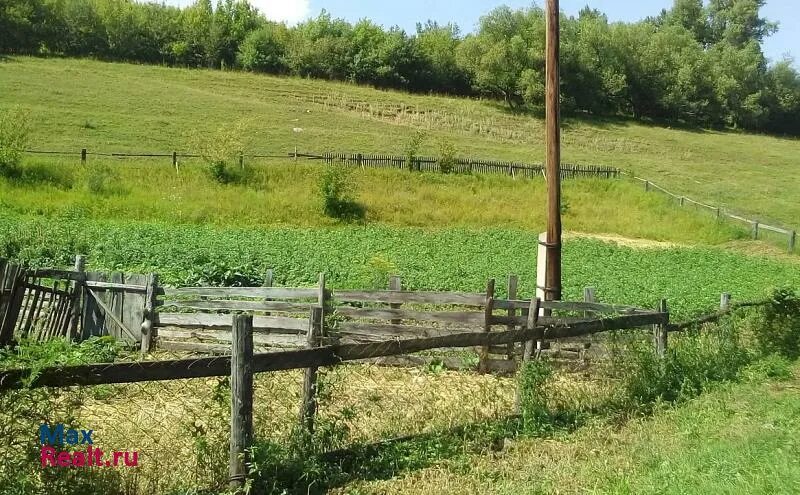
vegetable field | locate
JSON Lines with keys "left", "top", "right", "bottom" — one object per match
{"left": 2, "top": 214, "right": 798, "bottom": 319}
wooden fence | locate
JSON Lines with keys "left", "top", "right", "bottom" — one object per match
{"left": 20, "top": 148, "right": 620, "bottom": 180}
{"left": 630, "top": 174, "right": 797, "bottom": 253}
{"left": 311, "top": 151, "right": 619, "bottom": 179}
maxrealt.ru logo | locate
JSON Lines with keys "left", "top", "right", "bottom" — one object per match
{"left": 39, "top": 423, "right": 138, "bottom": 468}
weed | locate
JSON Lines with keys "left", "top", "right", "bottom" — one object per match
{"left": 404, "top": 129, "right": 426, "bottom": 172}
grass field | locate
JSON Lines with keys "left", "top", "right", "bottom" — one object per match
{"left": 1, "top": 56, "right": 799, "bottom": 230}
{"left": 338, "top": 363, "right": 800, "bottom": 494}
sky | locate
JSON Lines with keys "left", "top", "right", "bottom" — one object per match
{"left": 169, "top": 0, "right": 798, "bottom": 64}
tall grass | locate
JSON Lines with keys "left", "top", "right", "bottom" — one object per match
{"left": 0, "top": 157, "right": 746, "bottom": 245}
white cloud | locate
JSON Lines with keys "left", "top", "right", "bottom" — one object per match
{"left": 253, "top": 0, "right": 310, "bottom": 25}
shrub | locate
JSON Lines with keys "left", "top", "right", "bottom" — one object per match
{"left": 192, "top": 121, "right": 251, "bottom": 185}
{"left": 620, "top": 321, "right": 751, "bottom": 411}
{"left": 318, "top": 165, "right": 366, "bottom": 222}
{"left": 753, "top": 288, "right": 800, "bottom": 358}
{"left": 438, "top": 138, "right": 457, "bottom": 174}
{"left": 404, "top": 129, "right": 426, "bottom": 171}
{"left": 0, "top": 107, "right": 30, "bottom": 179}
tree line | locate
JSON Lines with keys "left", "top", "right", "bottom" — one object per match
{"left": 2, "top": 0, "right": 798, "bottom": 135}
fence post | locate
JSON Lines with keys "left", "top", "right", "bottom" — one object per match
{"left": 172, "top": 151, "right": 177, "bottom": 170}
{"left": 517, "top": 297, "right": 542, "bottom": 413}
{"left": 238, "top": 152, "right": 244, "bottom": 169}
{"left": 68, "top": 255, "right": 86, "bottom": 341}
{"left": 389, "top": 275, "right": 401, "bottom": 325}
{"left": 644, "top": 180, "right": 649, "bottom": 192}
{"left": 229, "top": 314, "right": 253, "bottom": 491}
{"left": 679, "top": 196, "right": 685, "bottom": 207}
{"left": 753, "top": 221, "right": 759, "bottom": 240}
{"left": 506, "top": 274, "right": 518, "bottom": 360}
{"left": 790, "top": 231, "right": 797, "bottom": 253}
{"left": 654, "top": 299, "right": 668, "bottom": 358}
{"left": 478, "top": 278, "right": 495, "bottom": 374}
{"left": 140, "top": 273, "right": 159, "bottom": 353}
{"left": 720, "top": 293, "right": 731, "bottom": 311}
{"left": 583, "top": 286, "right": 596, "bottom": 318}
{"left": 81, "top": 148, "right": 87, "bottom": 164}
{"left": 715, "top": 207, "right": 721, "bottom": 219}
{"left": 300, "top": 306, "right": 323, "bottom": 433}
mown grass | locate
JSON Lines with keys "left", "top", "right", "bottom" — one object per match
{"left": 334, "top": 361, "right": 800, "bottom": 495}
{"left": 1, "top": 56, "right": 799, "bottom": 228}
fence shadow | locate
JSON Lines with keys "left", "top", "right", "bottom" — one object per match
{"left": 255, "top": 405, "right": 603, "bottom": 495}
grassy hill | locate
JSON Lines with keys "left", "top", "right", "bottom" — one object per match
{"left": 1, "top": 56, "right": 799, "bottom": 230}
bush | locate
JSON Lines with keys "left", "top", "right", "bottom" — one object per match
{"left": 0, "top": 107, "right": 30, "bottom": 179}
{"left": 438, "top": 138, "right": 457, "bottom": 174}
{"left": 620, "top": 322, "right": 752, "bottom": 411}
{"left": 318, "top": 165, "right": 366, "bottom": 222}
{"left": 753, "top": 288, "right": 800, "bottom": 358}
{"left": 404, "top": 129, "right": 426, "bottom": 172}
{"left": 191, "top": 121, "right": 251, "bottom": 185}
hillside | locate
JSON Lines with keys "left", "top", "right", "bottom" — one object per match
{"left": 1, "top": 57, "right": 799, "bottom": 230}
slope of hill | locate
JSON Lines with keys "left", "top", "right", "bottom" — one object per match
{"left": 1, "top": 57, "right": 798, "bottom": 229}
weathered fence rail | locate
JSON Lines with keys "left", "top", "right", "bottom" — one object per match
{"left": 630, "top": 174, "right": 797, "bottom": 253}
{"left": 20, "top": 148, "right": 620, "bottom": 180}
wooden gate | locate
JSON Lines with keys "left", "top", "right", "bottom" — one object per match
{"left": 0, "top": 263, "right": 82, "bottom": 344}
{"left": 0, "top": 258, "right": 152, "bottom": 347}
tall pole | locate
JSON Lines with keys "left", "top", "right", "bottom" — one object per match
{"left": 544, "top": 0, "right": 562, "bottom": 302}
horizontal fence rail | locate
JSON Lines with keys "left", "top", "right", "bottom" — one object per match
{"left": 628, "top": 174, "right": 797, "bottom": 253}
{"left": 19, "top": 148, "right": 620, "bottom": 180}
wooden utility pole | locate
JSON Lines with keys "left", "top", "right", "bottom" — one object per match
{"left": 545, "top": 0, "right": 562, "bottom": 302}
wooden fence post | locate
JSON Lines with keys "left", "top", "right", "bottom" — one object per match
{"left": 517, "top": 297, "right": 542, "bottom": 413}
{"left": 654, "top": 299, "right": 668, "bottom": 358}
{"left": 68, "top": 255, "right": 86, "bottom": 341}
{"left": 140, "top": 273, "right": 158, "bottom": 353}
{"left": 81, "top": 148, "right": 87, "bottom": 164}
{"left": 753, "top": 221, "right": 759, "bottom": 240}
{"left": 389, "top": 275, "right": 401, "bottom": 325}
{"left": 715, "top": 207, "right": 721, "bottom": 219}
{"left": 506, "top": 274, "right": 518, "bottom": 360}
{"left": 790, "top": 231, "right": 797, "bottom": 253}
{"left": 238, "top": 152, "right": 244, "bottom": 169}
{"left": 521, "top": 298, "right": 542, "bottom": 363}
{"left": 300, "top": 306, "right": 323, "bottom": 433}
{"left": 478, "top": 278, "right": 495, "bottom": 374}
{"left": 679, "top": 196, "right": 685, "bottom": 207}
{"left": 583, "top": 286, "right": 596, "bottom": 318}
{"left": 229, "top": 314, "right": 253, "bottom": 490}
{"left": 720, "top": 293, "right": 731, "bottom": 311}
{"left": 644, "top": 180, "right": 649, "bottom": 192}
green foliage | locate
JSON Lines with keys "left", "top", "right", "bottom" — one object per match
{"left": 437, "top": 138, "right": 456, "bottom": 174}
{"left": 192, "top": 120, "right": 251, "bottom": 185}
{"left": 0, "top": 336, "right": 121, "bottom": 374}
{"left": 84, "top": 163, "right": 125, "bottom": 196}
{"left": 518, "top": 359, "right": 553, "bottom": 434}
{"left": 404, "top": 129, "right": 426, "bottom": 171}
{"left": 618, "top": 322, "right": 752, "bottom": 411}
{"left": 318, "top": 165, "right": 366, "bottom": 222}
{"left": 0, "top": 0, "right": 798, "bottom": 133}
{"left": 0, "top": 106, "right": 30, "bottom": 179}
{"left": 753, "top": 288, "right": 800, "bottom": 358}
